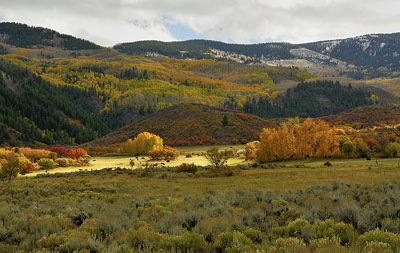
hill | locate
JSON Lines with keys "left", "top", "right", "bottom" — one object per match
{"left": 91, "top": 104, "right": 282, "bottom": 146}
{"left": 322, "top": 105, "right": 400, "bottom": 127}
{"left": 115, "top": 33, "right": 400, "bottom": 71}
{"left": 0, "top": 22, "right": 100, "bottom": 50}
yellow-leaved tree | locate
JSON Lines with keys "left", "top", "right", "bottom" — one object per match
{"left": 124, "top": 132, "right": 163, "bottom": 155}
{"left": 258, "top": 118, "right": 340, "bottom": 162}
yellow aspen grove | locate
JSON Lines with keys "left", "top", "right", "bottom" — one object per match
{"left": 124, "top": 132, "right": 163, "bottom": 155}
{"left": 257, "top": 118, "right": 340, "bottom": 162}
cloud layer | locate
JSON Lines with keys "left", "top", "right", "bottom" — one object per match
{"left": 0, "top": 0, "right": 399, "bottom": 46}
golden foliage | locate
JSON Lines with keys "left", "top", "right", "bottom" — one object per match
{"left": 245, "top": 141, "right": 260, "bottom": 161}
{"left": 123, "top": 132, "right": 163, "bottom": 156}
{"left": 258, "top": 118, "right": 340, "bottom": 162}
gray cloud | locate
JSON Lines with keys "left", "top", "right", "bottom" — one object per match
{"left": 0, "top": 0, "right": 398, "bottom": 46}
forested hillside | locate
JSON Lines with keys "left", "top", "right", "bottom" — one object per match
{"left": 0, "top": 22, "right": 100, "bottom": 50}
{"left": 0, "top": 61, "right": 123, "bottom": 145}
{"left": 226, "top": 80, "right": 375, "bottom": 118}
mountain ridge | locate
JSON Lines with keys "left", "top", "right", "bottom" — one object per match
{"left": 115, "top": 33, "right": 400, "bottom": 71}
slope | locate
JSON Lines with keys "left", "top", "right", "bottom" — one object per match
{"left": 322, "top": 106, "right": 400, "bottom": 127}
{"left": 92, "top": 104, "right": 282, "bottom": 146}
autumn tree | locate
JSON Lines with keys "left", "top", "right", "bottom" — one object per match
{"left": 124, "top": 132, "right": 163, "bottom": 156}
{"left": 245, "top": 141, "right": 260, "bottom": 161}
{"left": 204, "top": 148, "right": 233, "bottom": 168}
{"left": 0, "top": 154, "right": 22, "bottom": 182}
{"left": 258, "top": 118, "right": 340, "bottom": 162}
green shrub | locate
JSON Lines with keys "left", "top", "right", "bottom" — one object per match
{"left": 358, "top": 229, "right": 400, "bottom": 251}
{"left": 243, "top": 228, "right": 263, "bottom": 244}
{"left": 214, "top": 231, "right": 255, "bottom": 252}
{"left": 270, "top": 237, "right": 308, "bottom": 253}
{"left": 381, "top": 218, "right": 400, "bottom": 233}
{"left": 309, "top": 236, "right": 343, "bottom": 252}
{"left": 173, "top": 231, "right": 207, "bottom": 252}
{"left": 312, "top": 219, "right": 356, "bottom": 245}
{"left": 362, "top": 241, "right": 392, "bottom": 253}
{"left": 125, "top": 222, "right": 162, "bottom": 250}
{"left": 287, "top": 219, "right": 311, "bottom": 237}
{"left": 383, "top": 142, "right": 400, "bottom": 158}
{"left": 61, "top": 230, "right": 101, "bottom": 252}
{"left": 55, "top": 158, "right": 74, "bottom": 167}
{"left": 194, "top": 217, "right": 230, "bottom": 242}
{"left": 38, "top": 158, "right": 54, "bottom": 170}
{"left": 37, "top": 234, "right": 66, "bottom": 251}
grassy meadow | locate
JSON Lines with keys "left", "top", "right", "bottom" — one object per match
{"left": 24, "top": 156, "right": 400, "bottom": 196}
{"left": 3, "top": 155, "right": 400, "bottom": 252}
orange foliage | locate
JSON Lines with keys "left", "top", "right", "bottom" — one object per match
{"left": 245, "top": 141, "right": 260, "bottom": 161}
{"left": 258, "top": 118, "right": 340, "bottom": 162}
{"left": 148, "top": 146, "right": 180, "bottom": 160}
{"left": 17, "top": 147, "right": 52, "bottom": 162}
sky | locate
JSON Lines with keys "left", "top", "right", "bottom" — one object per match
{"left": 0, "top": 0, "right": 399, "bottom": 47}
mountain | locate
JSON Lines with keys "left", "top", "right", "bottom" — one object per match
{"left": 0, "top": 22, "right": 100, "bottom": 50}
{"left": 115, "top": 33, "right": 400, "bottom": 71}
{"left": 114, "top": 40, "right": 294, "bottom": 62}
{"left": 0, "top": 22, "right": 399, "bottom": 147}
{"left": 91, "top": 104, "right": 282, "bottom": 146}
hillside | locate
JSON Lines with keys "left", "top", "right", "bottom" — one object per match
{"left": 0, "top": 61, "right": 123, "bottom": 146}
{"left": 322, "top": 105, "right": 400, "bottom": 127}
{"left": 227, "top": 80, "right": 400, "bottom": 119}
{"left": 0, "top": 22, "right": 100, "bottom": 50}
{"left": 92, "top": 104, "right": 282, "bottom": 146}
{"left": 116, "top": 32, "right": 400, "bottom": 71}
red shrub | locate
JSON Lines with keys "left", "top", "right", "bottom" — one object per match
{"left": 21, "top": 163, "right": 35, "bottom": 174}
{"left": 39, "top": 146, "right": 69, "bottom": 157}
{"left": 67, "top": 148, "right": 88, "bottom": 159}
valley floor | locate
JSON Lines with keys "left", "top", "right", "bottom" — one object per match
{"left": 4, "top": 155, "right": 400, "bottom": 252}
{"left": 25, "top": 145, "right": 246, "bottom": 177}
{"left": 25, "top": 156, "right": 400, "bottom": 194}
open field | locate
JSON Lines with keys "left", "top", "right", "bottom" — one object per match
{"left": 25, "top": 145, "right": 246, "bottom": 177}
{"left": 5, "top": 156, "right": 400, "bottom": 252}
{"left": 24, "top": 156, "right": 400, "bottom": 196}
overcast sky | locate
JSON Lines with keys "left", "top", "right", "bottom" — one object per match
{"left": 0, "top": 0, "right": 399, "bottom": 47}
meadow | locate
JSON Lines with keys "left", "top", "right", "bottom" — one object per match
{"left": 25, "top": 145, "right": 246, "bottom": 177}
{"left": 3, "top": 156, "right": 400, "bottom": 252}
